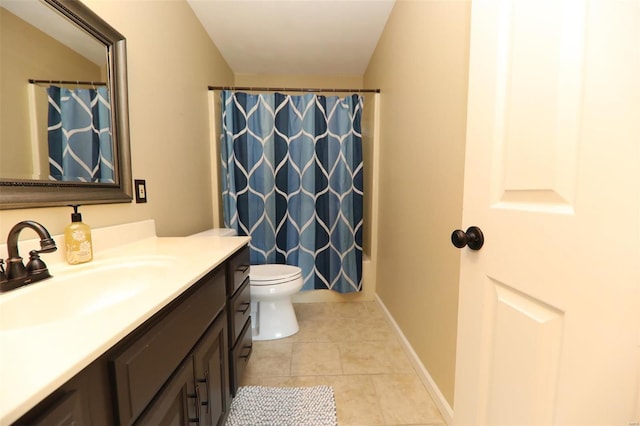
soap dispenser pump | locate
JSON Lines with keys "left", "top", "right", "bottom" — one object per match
{"left": 64, "top": 205, "right": 93, "bottom": 265}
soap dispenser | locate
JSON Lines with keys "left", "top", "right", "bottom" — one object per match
{"left": 64, "top": 205, "right": 93, "bottom": 265}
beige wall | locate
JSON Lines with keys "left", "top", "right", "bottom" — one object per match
{"left": 0, "top": 0, "right": 233, "bottom": 239}
{"left": 364, "top": 0, "right": 471, "bottom": 405}
{"left": 0, "top": 8, "right": 102, "bottom": 180}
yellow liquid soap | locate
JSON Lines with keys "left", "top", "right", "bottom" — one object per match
{"left": 64, "top": 206, "right": 93, "bottom": 265}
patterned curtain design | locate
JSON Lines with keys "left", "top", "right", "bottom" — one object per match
{"left": 47, "top": 86, "right": 114, "bottom": 182}
{"left": 221, "top": 90, "right": 363, "bottom": 293}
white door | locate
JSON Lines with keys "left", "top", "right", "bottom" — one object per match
{"left": 453, "top": 0, "right": 640, "bottom": 425}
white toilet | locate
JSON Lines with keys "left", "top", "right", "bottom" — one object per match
{"left": 189, "top": 228, "right": 303, "bottom": 341}
{"left": 250, "top": 264, "right": 303, "bottom": 341}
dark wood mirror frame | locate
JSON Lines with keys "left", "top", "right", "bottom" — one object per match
{"left": 0, "top": 0, "right": 132, "bottom": 210}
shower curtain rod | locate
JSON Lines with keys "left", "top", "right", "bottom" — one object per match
{"left": 28, "top": 78, "right": 107, "bottom": 86}
{"left": 208, "top": 85, "right": 380, "bottom": 94}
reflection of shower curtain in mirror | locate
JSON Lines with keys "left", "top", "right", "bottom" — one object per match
{"left": 47, "top": 86, "right": 114, "bottom": 182}
{"left": 220, "top": 90, "right": 363, "bottom": 293}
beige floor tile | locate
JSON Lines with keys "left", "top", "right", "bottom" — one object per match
{"left": 371, "top": 374, "right": 444, "bottom": 425}
{"left": 316, "top": 318, "right": 362, "bottom": 342}
{"left": 294, "top": 302, "right": 334, "bottom": 321}
{"left": 257, "top": 375, "right": 319, "bottom": 387}
{"left": 243, "top": 302, "right": 447, "bottom": 425}
{"left": 244, "top": 341, "right": 293, "bottom": 377}
{"left": 317, "top": 375, "right": 385, "bottom": 426}
{"left": 285, "top": 319, "right": 333, "bottom": 342}
{"left": 291, "top": 342, "right": 343, "bottom": 376}
{"left": 361, "top": 301, "right": 386, "bottom": 320}
{"left": 238, "top": 374, "right": 262, "bottom": 387}
{"left": 339, "top": 341, "right": 396, "bottom": 375}
{"left": 384, "top": 340, "right": 415, "bottom": 374}
{"left": 356, "top": 318, "right": 397, "bottom": 342}
{"left": 331, "top": 301, "right": 370, "bottom": 319}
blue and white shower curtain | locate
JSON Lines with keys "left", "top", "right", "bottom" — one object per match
{"left": 221, "top": 90, "right": 363, "bottom": 293}
{"left": 47, "top": 86, "right": 114, "bottom": 182}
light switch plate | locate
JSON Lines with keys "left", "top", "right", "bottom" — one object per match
{"left": 134, "top": 179, "right": 147, "bottom": 203}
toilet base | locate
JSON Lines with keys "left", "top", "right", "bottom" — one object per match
{"left": 252, "top": 299, "right": 299, "bottom": 341}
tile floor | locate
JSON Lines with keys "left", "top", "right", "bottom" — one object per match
{"left": 240, "top": 301, "right": 447, "bottom": 426}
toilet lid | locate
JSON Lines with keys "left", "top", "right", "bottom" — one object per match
{"left": 251, "top": 264, "right": 302, "bottom": 286}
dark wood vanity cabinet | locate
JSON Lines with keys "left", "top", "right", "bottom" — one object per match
{"left": 13, "top": 354, "right": 115, "bottom": 426}
{"left": 226, "top": 246, "right": 252, "bottom": 396}
{"left": 12, "top": 246, "right": 252, "bottom": 426}
{"left": 135, "top": 313, "right": 228, "bottom": 426}
{"left": 14, "top": 385, "right": 90, "bottom": 426}
{"left": 111, "top": 266, "right": 227, "bottom": 425}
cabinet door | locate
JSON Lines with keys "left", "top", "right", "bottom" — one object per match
{"left": 193, "top": 313, "right": 230, "bottom": 426}
{"left": 135, "top": 358, "right": 198, "bottom": 426}
{"left": 230, "top": 319, "right": 253, "bottom": 396}
{"left": 13, "top": 362, "right": 110, "bottom": 426}
{"left": 17, "top": 391, "right": 89, "bottom": 426}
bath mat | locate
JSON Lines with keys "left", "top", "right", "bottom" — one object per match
{"left": 225, "top": 385, "right": 337, "bottom": 426}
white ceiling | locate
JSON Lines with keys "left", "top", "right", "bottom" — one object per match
{"left": 186, "top": 0, "right": 396, "bottom": 75}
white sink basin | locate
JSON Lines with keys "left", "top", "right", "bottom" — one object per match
{"left": 0, "top": 256, "right": 178, "bottom": 331}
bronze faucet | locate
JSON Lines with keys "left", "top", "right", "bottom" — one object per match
{"left": 0, "top": 221, "right": 57, "bottom": 293}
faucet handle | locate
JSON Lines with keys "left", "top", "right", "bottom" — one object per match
{"left": 26, "top": 250, "right": 49, "bottom": 274}
{"left": 6, "top": 257, "right": 27, "bottom": 280}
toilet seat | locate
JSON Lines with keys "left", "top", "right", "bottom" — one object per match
{"left": 250, "top": 264, "right": 302, "bottom": 286}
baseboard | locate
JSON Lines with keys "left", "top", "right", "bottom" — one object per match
{"left": 374, "top": 294, "right": 454, "bottom": 425}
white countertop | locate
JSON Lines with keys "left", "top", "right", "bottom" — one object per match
{"left": 0, "top": 221, "right": 249, "bottom": 425}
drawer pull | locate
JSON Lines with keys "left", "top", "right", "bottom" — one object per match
{"left": 188, "top": 386, "right": 200, "bottom": 423}
{"left": 236, "top": 302, "right": 251, "bottom": 315}
{"left": 239, "top": 344, "right": 253, "bottom": 359}
{"left": 237, "top": 264, "right": 250, "bottom": 273}
{"left": 196, "top": 370, "right": 210, "bottom": 413}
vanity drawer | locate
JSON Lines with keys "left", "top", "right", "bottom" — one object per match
{"left": 229, "top": 277, "right": 251, "bottom": 344}
{"left": 110, "top": 266, "right": 226, "bottom": 425}
{"left": 227, "top": 245, "right": 250, "bottom": 295}
{"left": 230, "top": 319, "right": 253, "bottom": 396}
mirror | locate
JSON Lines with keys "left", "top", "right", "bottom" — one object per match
{"left": 0, "top": 0, "right": 132, "bottom": 209}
